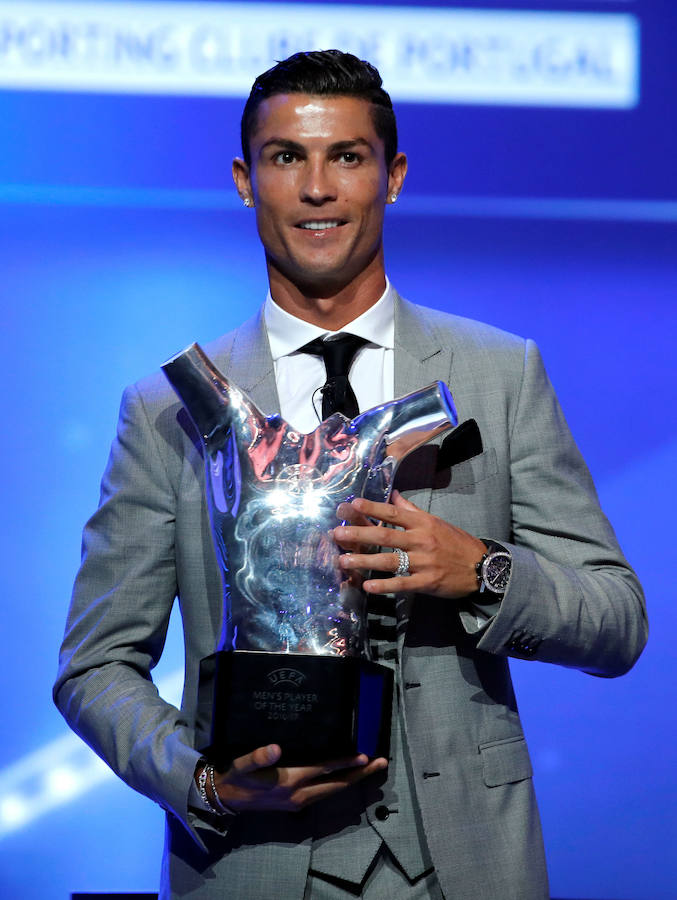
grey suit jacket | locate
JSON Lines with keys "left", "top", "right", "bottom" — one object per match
{"left": 55, "top": 293, "right": 647, "bottom": 899}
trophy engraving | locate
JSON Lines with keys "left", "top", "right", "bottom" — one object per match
{"left": 163, "top": 343, "right": 458, "bottom": 765}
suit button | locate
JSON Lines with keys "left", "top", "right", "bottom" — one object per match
{"left": 374, "top": 805, "right": 390, "bottom": 821}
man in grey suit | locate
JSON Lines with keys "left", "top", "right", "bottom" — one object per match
{"left": 55, "top": 51, "right": 647, "bottom": 899}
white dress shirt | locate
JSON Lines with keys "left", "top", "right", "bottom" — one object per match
{"left": 264, "top": 280, "right": 395, "bottom": 432}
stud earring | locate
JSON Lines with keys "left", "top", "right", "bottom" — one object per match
{"left": 243, "top": 197, "right": 251, "bottom": 207}
{"left": 390, "top": 193, "right": 398, "bottom": 203}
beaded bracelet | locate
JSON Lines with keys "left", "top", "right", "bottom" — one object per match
{"left": 197, "top": 761, "right": 236, "bottom": 816}
{"left": 208, "top": 763, "right": 235, "bottom": 815}
{"left": 197, "top": 763, "right": 220, "bottom": 815}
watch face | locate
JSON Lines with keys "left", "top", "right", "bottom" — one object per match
{"left": 482, "top": 551, "right": 512, "bottom": 592}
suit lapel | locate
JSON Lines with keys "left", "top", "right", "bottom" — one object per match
{"left": 393, "top": 293, "right": 454, "bottom": 512}
{"left": 218, "top": 308, "right": 281, "bottom": 416}
{"left": 394, "top": 295, "right": 452, "bottom": 400}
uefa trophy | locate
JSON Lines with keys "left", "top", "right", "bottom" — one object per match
{"left": 162, "top": 343, "right": 458, "bottom": 766}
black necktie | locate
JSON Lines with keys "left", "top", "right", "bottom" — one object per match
{"left": 300, "top": 334, "right": 369, "bottom": 420}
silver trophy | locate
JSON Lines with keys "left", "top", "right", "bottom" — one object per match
{"left": 163, "top": 343, "right": 458, "bottom": 765}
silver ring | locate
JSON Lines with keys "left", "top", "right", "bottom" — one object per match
{"left": 394, "top": 548, "right": 410, "bottom": 577}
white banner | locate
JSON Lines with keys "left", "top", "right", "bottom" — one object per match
{"left": 0, "top": 2, "right": 639, "bottom": 107}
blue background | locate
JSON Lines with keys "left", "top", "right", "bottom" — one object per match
{"left": 1, "top": 1, "right": 675, "bottom": 898}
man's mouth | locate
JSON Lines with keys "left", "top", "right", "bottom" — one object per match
{"left": 296, "top": 220, "right": 345, "bottom": 231}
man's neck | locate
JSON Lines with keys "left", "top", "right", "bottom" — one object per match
{"left": 267, "top": 260, "right": 387, "bottom": 331}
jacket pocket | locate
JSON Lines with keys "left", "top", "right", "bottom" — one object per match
{"left": 479, "top": 735, "right": 533, "bottom": 787}
{"left": 449, "top": 447, "right": 498, "bottom": 488}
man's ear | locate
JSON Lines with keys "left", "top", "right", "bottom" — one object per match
{"left": 387, "top": 152, "right": 408, "bottom": 203}
{"left": 232, "top": 158, "right": 253, "bottom": 207}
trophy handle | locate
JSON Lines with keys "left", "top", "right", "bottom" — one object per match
{"left": 355, "top": 381, "right": 459, "bottom": 507}
{"left": 384, "top": 381, "right": 458, "bottom": 463}
{"left": 162, "top": 342, "right": 268, "bottom": 453}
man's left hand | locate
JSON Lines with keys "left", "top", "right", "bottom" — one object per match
{"left": 334, "top": 491, "right": 486, "bottom": 600}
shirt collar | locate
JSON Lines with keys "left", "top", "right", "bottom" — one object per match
{"left": 264, "top": 278, "right": 395, "bottom": 361}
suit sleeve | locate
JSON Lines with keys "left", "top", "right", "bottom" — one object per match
{"left": 53, "top": 384, "right": 204, "bottom": 839}
{"left": 467, "top": 339, "right": 648, "bottom": 676}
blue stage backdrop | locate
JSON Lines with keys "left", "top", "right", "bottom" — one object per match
{"left": 0, "top": 2, "right": 675, "bottom": 898}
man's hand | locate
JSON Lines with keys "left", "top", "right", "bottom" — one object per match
{"left": 205, "top": 745, "right": 387, "bottom": 813}
{"left": 334, "top": 491, "right": 486, "bottom": 599}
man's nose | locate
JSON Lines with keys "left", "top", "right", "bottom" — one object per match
{"left": 300, "top": 159, "right": 337, "bottom": 205}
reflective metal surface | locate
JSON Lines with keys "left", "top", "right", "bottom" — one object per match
{"left": 162, "top": 343, "right": 457, "bottom": 659}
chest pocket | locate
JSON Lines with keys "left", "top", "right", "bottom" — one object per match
{"left": 445, "top": 447, "right": 498, "bottom": 490}
{"left": 479, "top": 735, "right": 533, "bottom": 787}
{"left": 395, "top": 445, "right": 498, "bottom": 496}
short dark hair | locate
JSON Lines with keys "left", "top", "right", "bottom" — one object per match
{"left": 241, "top": 49, "right": 398, "bottom": 168}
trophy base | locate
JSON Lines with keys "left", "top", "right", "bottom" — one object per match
{"left": 196, "top": 650, "right": 393, "bottom": 768}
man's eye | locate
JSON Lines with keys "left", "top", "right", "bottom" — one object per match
{"left": 275, "top": 151, "right": 297, "bottom": 165}
{"left": 339, "top": 152, "right": 359, "bottom": 164}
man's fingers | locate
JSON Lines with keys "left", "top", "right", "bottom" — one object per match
{"left": 333, "top": 496, "right": 421, "bottom": 553}
{"left": 362, "top": 574, "right": 424, "bottom": 594}
{"left": 352, "top": 495, "right": 419, "bottom": 526}
{"left": 334, "top": 502, "right": 380, "bottom": 553}
{"left": 230, "top": 743, "right": 282, "bottom": 776}
{"left": 317, "top": 753, "right": 371, "bottom": 773}
{"left": 230, "top": 748, "right": 369, "bottom": 783}
{"left": 334, "top": 524, "right": 408, "bottom": 551}
{"left": 337, "top": 493, "right": 421, "bottom": 526}
{"left": 336, "top": 501, "right": 372, "bottom": 527}
{"left": 283, "top": 753, "right": 370, "bottom": 783}
{"left": 219, "top": 751, "right": 386, "bottom": 812}
{"left": 292, "top": 757, "right": 388, "bottom": 807}
{"left": 340, "top": 550, "right": 409, "bottom": 574}
{"left": 391, "top": 490, "right": 420, "bottom": 512}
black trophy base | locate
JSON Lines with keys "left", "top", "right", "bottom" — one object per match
{"left": 196, "top": 650, "right": 393, "bottom": 768}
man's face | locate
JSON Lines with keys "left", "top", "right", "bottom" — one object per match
{"left": 233, "top": 93, "right": 406, "bottom": 295}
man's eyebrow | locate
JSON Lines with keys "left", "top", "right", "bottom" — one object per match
{"left": 259, "top": 138, "right": 305, "bottom": 155}
{"left": 328, "top": 138, "right": 374, "bottom": 153}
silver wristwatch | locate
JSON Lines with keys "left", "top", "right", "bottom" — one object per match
{"left": 476, "top": 541, "right": 512, "bottom": 594}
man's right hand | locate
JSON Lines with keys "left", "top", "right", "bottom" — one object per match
{"left": 200, "top": 744, "right": 387, "bottom": 813}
